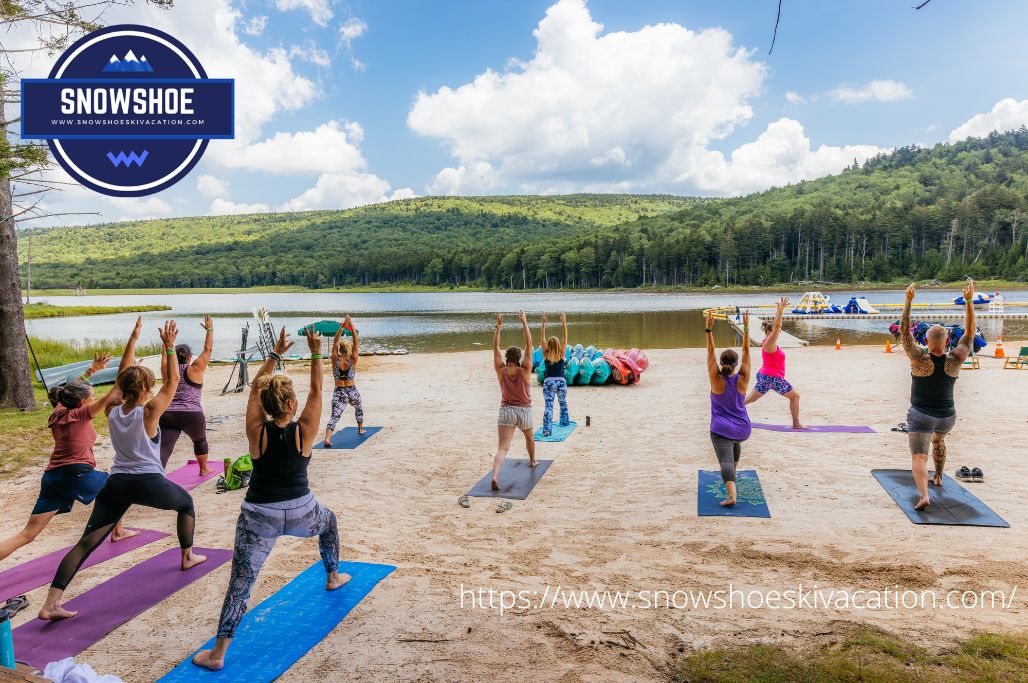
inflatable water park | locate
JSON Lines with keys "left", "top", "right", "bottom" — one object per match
{"left": 532, "top": 344, "right": 649, "bottom": 386}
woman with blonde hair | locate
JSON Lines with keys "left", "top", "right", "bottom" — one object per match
{"left": 539, "top": 312, "right": 570, "bottom": 437}
{"left": 39, "top": 317, "right": 206, "bottom": 621}
{"left": 324, "top": 314, "right": 363, "bottom": 446}
{"left": 192, "top": 326, "right": 349, "bottom": 672}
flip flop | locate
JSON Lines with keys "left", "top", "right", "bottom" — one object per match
{"left": 891, "top": 425, "right": 908, "bottom": 433}
{"left": 495, "top": 501, "right": 513, "bottom": 513}
{"left": 971, "top": 467, "right": 984, "bottom": 483}
{"left": 955, "top": 466, "right": 973, "bottom": 482}
{"left": 2, "top": 595, "right": 29, "bottom": 617}
{"left": 457, "top": 495, "right": 470, "bottom": 508}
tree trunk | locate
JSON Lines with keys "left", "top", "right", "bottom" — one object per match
{"left": 0, "top": 175, "right": 37, "bottom": 410}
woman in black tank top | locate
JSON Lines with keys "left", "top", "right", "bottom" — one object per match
{"left": 192, "top": 326, "right": 351, "bottom": 672}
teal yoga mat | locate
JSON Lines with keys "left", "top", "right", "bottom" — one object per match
{"left": 314, "top": 426, "right": 382, "bottom": 449}
{"left": 697, "top": 470, "right": 771, "bottom": 518}
{"left": 158, "top": 561, "right": 395, "bottom": 682}
{"left": 534, "top": 421, "right": 576, "bottom": 442}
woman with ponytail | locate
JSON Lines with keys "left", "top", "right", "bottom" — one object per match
{"left": 704, "top": 311, "right": 752, "bottom": 506}
{"left": 0, "top": 354, "right": 136, "bottom": 563}
{"left": 192, "top": 325, "right": 348, "bottom": 672}
{"left": 159, "top": 314, "right": 215, "bottom": 474}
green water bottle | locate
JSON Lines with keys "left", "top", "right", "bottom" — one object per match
{"left": 0, "top": 608, "right": 14, "bottom": 670}
{"left": 223, "top": 457, "right": 232, "bottom": 475}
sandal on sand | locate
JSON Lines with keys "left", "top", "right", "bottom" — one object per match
{"left": 3, "top": 595, "right": 29, "bottom": 617}
{"left": 971, "top": 467, "right": 984, "bottom": 483}
{"left": 457, "top": 495, "right": 470, "bottom": 508}
{"left": 495, "top": 501, "right": 512, "bottom": 513}
{"left": 891, "top": 424, "right": 908, "bottom": 433}
{"left": 955, "top": 466, "right": 973, "bottom": 482}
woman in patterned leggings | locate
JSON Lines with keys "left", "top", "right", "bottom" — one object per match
{"left": 745, "top": 297, "right": 804, "bottom": 429}
{"left": 324, "top": 314, "right": 364, "bottom": 446}
{"left": 540, "top": 312, "right": 570, "bottom": 436}
{"left": 192, "top": 326, "right": 348, "bottom": 672}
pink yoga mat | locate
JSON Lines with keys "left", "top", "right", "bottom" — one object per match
{"left": 13, "top": 546, "right": 231, "bottom": 669}
{"left": 0, "top": 529, "right": 169, "bottom": 601}
{"left": 165, "top": 459, "right": 224, "bottom": 491}
{"left": 752, "top": 423, "right": 876, "bottom": 434}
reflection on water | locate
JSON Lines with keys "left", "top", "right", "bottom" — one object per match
{"left": 24, "top": 290, "right": 1028, "bottom": 357}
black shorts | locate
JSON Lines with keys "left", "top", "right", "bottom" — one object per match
{"left": 32, "top": 464, "right": 109, "bottom": 515}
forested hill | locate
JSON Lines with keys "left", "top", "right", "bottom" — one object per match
{"left": 17, "top": 129, "right": 1028, "bottom": 289}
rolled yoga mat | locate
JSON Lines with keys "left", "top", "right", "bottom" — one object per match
{"left": 165, "top": 459, "right": 225, "bottom": 491}
{"left": 697, "top": 470, "right": 771, "bottom": 518}
{"left": 0, "top": 529, "right": 169, "bottom": 600}
{"left": 13, "top": 547, "right": 232, "bottom": 669}
{"left": 466, "top": 459, "right": 554, "bottom": 500}
{"left": 158, "top": 561, "right": 396, "bottom": 682}
{"left": 752, "top": 423, "right": 876, "bottom": 434}
{"left": 314, "top": 426, "right": 383, "bottom": 449}
{"left": 871, "top": 469, "right": 1009, "bottom": 527}
{"left": 534, "top": 421, "right": 577, "bottom": 442}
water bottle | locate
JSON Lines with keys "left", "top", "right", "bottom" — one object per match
{"left": 0, "top": 608, "right": 15, "bottom": 670}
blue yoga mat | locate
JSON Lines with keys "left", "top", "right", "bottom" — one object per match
{"left": 697, "top": 470, "right": 771, "bottom": 518}
{"left": 314, "top": 426, "right": 382, "bottom": 449}
{"left": 871, "top": 469, "right": 1009, "bottom": 527}
{"left": 159, "top": 561, "right": 395, "bottom": 682}
{"left": 534, "top": 421, "right": 577, "bottom": 442}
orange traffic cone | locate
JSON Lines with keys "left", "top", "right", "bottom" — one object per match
{"left": 835, "top": 337, "right": 842, "bottom": 350}
{"left": 884, "top": 338, "right": 892, "bottom": 353}
{"left": 995, "top": 336, "right": 1005, "bottom": 359}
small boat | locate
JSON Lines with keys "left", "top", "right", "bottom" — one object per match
{"left": 953, "top": 293, "right": 991, "bottom": 307}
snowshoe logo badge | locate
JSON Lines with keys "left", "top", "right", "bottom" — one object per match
{"left": 20, "top": 24, "right": 234, "bottom": 197}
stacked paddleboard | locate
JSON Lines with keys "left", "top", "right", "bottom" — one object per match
{"left": 533, "top": 344, "right": 649, "bottom": 386}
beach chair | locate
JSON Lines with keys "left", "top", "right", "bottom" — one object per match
{"left": 962, "top": 347, "right": 980, "bottom": 370}
{"left": 1003, "top": 346, "right": 1028, "bottom": 369}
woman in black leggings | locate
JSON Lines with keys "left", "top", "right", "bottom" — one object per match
{"left": 38, "top": 317, "right": 208, "bottom": 621}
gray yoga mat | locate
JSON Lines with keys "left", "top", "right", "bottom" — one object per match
{"left": 466, "top": 459, "right": 553, "bottom": 500}
{"left": 872, "top": 469, "right": 1009, "bottom": 527}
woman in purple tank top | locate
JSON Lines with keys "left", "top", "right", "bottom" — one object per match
{"left": 705, "top": 310, "right": 752, "bottom": 506}
{"left": 159, "top": 315, "right": 215, "bottom": 474}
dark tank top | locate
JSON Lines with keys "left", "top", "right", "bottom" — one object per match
{"left": 245, "top": 421, "right": 311, "bottom": 504}
{"left": 544, "top": 358, "right": 566, "bottom": 379}
{"left": 910, "top": 353, "right": 956, "bottom": 418}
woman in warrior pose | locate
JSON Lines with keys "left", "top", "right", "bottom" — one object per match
{"left": 705, "top": 311, "right": 752, "bottom": 506}
{"left": 159, "top": 315, "right": 215, "bottom": 474}
{"left": 745, "top": 297, "right": 804, "bottom": 429}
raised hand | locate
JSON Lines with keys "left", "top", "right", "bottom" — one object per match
{"left": 302, "top": 324, "right": 321, "bottom": 353}
{"left": 559, "top": 312, "right": 567, "bottom": 324}
{"left": 130, "top": 315, "right": 143, "bottom": 339}
{"left": 742, "top": 311, "right": 750, "bottom": 330}
{"left": 158, "top": 320, "right": 179, "bottom": 347}
{"left": 274, "top": 326, "right": 294, "bottom": 355}
{"left": 496, "top": 313, "right": 504, "bottom": 327}
{"left": 905, "top": 282, "right": 917, "bottom": 302}
{"left": 202, "top": 315, "right": 213, "bottom": 331}
{"left": 778, "top": 296, "right": 789, "bottom": 310}
{"left": 90, "top": 352, "right": 112, "bottom": 372}
{"left": 517, "top": 310, "right": 527, "bottom": 325}
{"left": 963, "top": 278, "right": 975, "bottom": 300}
{"left": 705, "top": 311, "right": 715, "bottom": 330}
{"left": 541, "top": 313, "right": 548, "bottom": 324}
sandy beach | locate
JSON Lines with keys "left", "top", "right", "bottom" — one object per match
{"left": 2, "top": 344, "right": 1026, "bottom": 681}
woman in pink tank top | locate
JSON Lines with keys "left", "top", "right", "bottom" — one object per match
{"left": 486, "top": 311, "right": 537, "bottom": 494}
{"left": 745, "top": 297, "right": 805, "bottom": 429}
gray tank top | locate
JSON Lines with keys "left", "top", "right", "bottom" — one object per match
{"left": 109, "top": 405, "right": 164, "bottom": 475}
{"left": 167, "top": 364, "right": 203, "bottom": 412}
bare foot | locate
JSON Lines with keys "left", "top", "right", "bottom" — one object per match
{"left": 182, "top": 551, "right": 208, "bottom": 570}
{"left": 191, "top": 650, "right": 224, "bottom": 671}
{"left": 720, "top": 498, "right": 736, "bottom": 507}
{"left": 324, "top": 440, "right": 332, "bottom": 447}
{"left": 491, "top": 478, "right": 500, "bottom": 491}
{"left": 530, "top": 458, "right": 538, "bottom": 467}
{"left": 357, "top": 426, "right": 366, "bottom": 435}
{"left": 914, "top": 496, "right": 931, "bottom": 511}
{"left": 326, "top": 572, "right": 351, "bottom": 591}
{"left": 38, "top": 604, "right": 77, "bottom": 621}
{"left": 111, "top": 527, "right": 140, "bottom": 542}
{"left": 792, "top": 424, "right": 806, "bottom": 430}
{"left": 199, "top": 467, "right": 213, "bottom": 476}
{"left": 931, "top": 474, "right": 943, "bottom": 487}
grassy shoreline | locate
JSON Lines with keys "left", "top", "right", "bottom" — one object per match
{"left": 21, "top": 279, "right": 1028, "bottom": 297}
{"left": 23, "top": 303, "right": 171, "bottom": 319}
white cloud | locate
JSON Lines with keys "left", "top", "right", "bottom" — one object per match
{"left": 280, "top": 175, "right": 415, "bottom": 211}
{"left": 210, "top": 198, "right": 272, "bottom": 215}
{"left": 289, "top": 43, "right": 331, "bottom": 67}
{"left": 196, "top": 174, "right": 230, "bottom": 199}
{"left": 241, "top": 15, "right": 267, "bottom": 37}
{"left": 785, "top": 90, "right": 806, "bottom": 105}
{"left": 676, "top": 118, "right": 888, "bottom": 196}
{"left": 215, "top": 120, "right": 370, "bottom": 175}
{"left": 107, "top": 196, "right": 175, "bottom": 217}
{"left": 949, "top": 98, "right": 1028, "bottom": 142}
{"left": 276, "top": 0, "right": 333, "bottom": 26}
{"left": 829, "top": 79, "right": 912, "bottom": 104}
{"left": 428, "top": 161, "right": 502, "bottom": 196}
{"left": 338, "top": 17, "right": 368, "bottom": 71}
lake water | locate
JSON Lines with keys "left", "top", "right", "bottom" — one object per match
{"left": 24, "top": 289, "right": 1028, "bottom": 357}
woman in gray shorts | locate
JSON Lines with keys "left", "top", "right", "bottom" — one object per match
{"left": 490, "top": 310, "right": 536, "bottom": 490}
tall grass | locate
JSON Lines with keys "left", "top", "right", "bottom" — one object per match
{"left": 25, "top": 336, "right": 163, "bottom": 375}
{"left": 23, "top": 303, "right": 169, "bottom": 319}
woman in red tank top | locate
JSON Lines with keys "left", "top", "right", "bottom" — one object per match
{"left": 744, "top": 297, "right": 805, "bottom": 429}
{"left": 489, "top": 311, "right": 536, "bottom": 491}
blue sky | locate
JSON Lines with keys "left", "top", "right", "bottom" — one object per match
{"left": 13, "top": 0, "right": 1028, "bottom": 223}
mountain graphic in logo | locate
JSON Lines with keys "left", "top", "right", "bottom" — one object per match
{"left": 101, "top": 50, "right": 154, "bottom": 73}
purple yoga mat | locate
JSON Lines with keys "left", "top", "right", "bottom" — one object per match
{"left": 165, "top": 459, "right": 224, "bottom": 491}
{"left": 13, "top": 546, "right": 231, "bottom": 669}
{"left": 0, "top": 529, "right": 169, "bottom": 601}
{"left": 752, "top": 423, "right": 876, "bottom": 434}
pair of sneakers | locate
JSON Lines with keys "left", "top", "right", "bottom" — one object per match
{"left": 955, "top": 466, "right": 984, "bottom": 482}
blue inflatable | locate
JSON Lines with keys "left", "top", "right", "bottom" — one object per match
{"left": 578, "top": 356, "right": 595, "bottom": 384}
{"left": 591, "top": 358, "right": 611, "bottom": 384}
{"left": 532, "top": 347, "right": 542, "bottom": 370}
{"left": 572, "top": 343, "right": 584, "bottom": 359}
{"left": 565, "top": 357, "right": 580, "bottom": 384}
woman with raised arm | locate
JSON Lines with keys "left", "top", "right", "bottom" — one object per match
{"left": 745, "top": 297, "right": 804, "bottom": 429}
{"left": 159, "top": 315, "right": 215, "bottom": 474}
{"left": 539, "top": 312, "right": 571, "bottom": 437}
{"left": 38, "top": 318, "right": 206, "bottom": 621}
{"left": 490, "top": 311, "right": 536, "bottom": 490}
{"left": 324, "top": 314, "right": 364, "bottom": 446}
{"left": 0, "top": 353, "right": 137, "bottom": 563}
{"left": 705, "top": 311, "right": 752, "bottom": 507}
{"left": 192, "top": 326, "right": 349, "bottom": 672}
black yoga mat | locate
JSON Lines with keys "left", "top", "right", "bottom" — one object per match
{"left": 871, "top": 469, "right": 1009, "bottom": 527}
{"left": 466, "top": 459, "right": 553, "bottom": 500}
